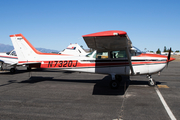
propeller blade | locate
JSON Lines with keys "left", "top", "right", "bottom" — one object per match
{"left": 167, "top": 47, "right": 171, "bottom": 67}
{"left": 167, "top": 47, "right": 171, "bottom": 61}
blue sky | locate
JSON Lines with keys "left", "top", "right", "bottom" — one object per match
{"left": 0, "top": 0, "right": 180, "bottom": 52}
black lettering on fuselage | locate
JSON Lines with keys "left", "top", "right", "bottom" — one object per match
{"left": 54, "top": 61, "right": 58, "bottom": 67}
{"left": 73, "top": 60, "right": 78, "bottom": 67}
{"left": 48, "top": 61, "right": 53, "bottom": 67}
{"left": 48, "top": 60, "right": 78, "bottom": 68}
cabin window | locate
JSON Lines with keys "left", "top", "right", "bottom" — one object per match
{"left": 111, "top": 50, "right": 127, "bottom": 58}
{"left": 96, "top": 51, "right": 108, "bottom": 59}
{"left": 11, "top": 51, "right": 17, "bottom": 56}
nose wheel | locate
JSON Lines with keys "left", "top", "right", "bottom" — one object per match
{"left": 147, "top": 75, "right": 156, "bottom": 86}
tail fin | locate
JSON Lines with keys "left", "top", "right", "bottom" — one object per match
{"left": 10, "top": 33, "right": 39, "bottom": 62}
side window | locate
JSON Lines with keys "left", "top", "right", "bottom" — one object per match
{"left": 96, "top": 51, "right": 108, "bottom": 59}
{"left": 111, "top": 51, "right": 127, "bottom": 58}
{"left": 11, "top": 51, "right": 17, "bottom": 56}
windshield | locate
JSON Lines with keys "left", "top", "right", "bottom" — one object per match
{"left": 6, "top": 50, "right": 17, "bottom": 56}
{"left": 86, "top": 51, "right": 94, "bottom": 57}
{"left": 6, "top": 51, "right": 10, "bottom": 55}
{"left": 130, "top": 46, "right": 142, "bottom": 56}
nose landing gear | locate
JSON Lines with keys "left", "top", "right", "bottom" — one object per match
{"left": 147, "top": 75, "right": 156, "bottom": 86}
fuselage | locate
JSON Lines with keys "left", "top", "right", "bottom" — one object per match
{"left": 22, "top": 50, "right": 173, "bottom": 76}
{"left": 9, "top": 32, "right": 175, "bottom": 76}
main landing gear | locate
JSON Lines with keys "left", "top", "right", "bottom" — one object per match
{"left": 147, "top": 75, "right": 156, "bottom": 86}
{"left": 0, "top": 62, "right": 3, "bottom": 71}
{"left": 110, "top": 74, "right": 122, "bottom": 89}
{"left": 10, "top": 67, "right": 16, "bottom": 73}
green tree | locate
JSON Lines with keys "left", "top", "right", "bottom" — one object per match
{"left": 167, "top": 48, "right": 173, "bottom": 52}
{"left": 156, "top": 48, "right": 161, "bottom": 54}
{"left": 163, "top": 46, "right": 167, "bottom": 52}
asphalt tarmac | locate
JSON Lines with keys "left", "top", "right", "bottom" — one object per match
{"left": 0, "top": 62, "right": 179, "bottom": 120}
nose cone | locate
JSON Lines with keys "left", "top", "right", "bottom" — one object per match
{"left": 168, "top": 57, "right": 175, "bottom": 62}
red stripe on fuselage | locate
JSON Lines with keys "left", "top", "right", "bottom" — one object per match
{"left": 19, "top": 60, "right": 167, "bottom": 69}
{"left": 0, "top": 55, "right": 18, "bottom": 59}
{"left": 136, "top": 53, "right": 167, "bottom": 58}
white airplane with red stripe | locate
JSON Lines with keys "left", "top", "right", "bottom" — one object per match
{"left": 0, "top": 50, "right": 18, "bottom": 72}
{"left": 10, "top": 30, "right": 175, "bottom": 88}
{"left": 59, "top": 43, "right": 87, "bottom": 56}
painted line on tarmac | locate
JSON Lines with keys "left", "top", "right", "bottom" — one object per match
{"left": 157, "top": 85, "right": 169, "bottom": 88}
{"left": 154, "top": 86, "right": 176, "bottom": 120}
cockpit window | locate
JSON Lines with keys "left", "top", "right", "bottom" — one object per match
{"left": 130, "top": 46, "right": 142, "bottom": 56}
{"left": 6, "top": 52, "right": 10, "bottom": 55}
{"left": 6, "top": 50, "right": 17, "bottom": 56}
{"left": 11, "top": 51, "right": 17, "bottom": 56}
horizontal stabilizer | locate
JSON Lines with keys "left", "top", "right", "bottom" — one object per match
{"left": 17, "top": 62, "right": 41, "bottom": 66}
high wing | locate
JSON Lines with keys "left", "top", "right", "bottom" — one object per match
{"left": 82, "top": 30, "right": 132, "bottom": 51}
{"left": 82, "top": 30, "right": 134, "bottom": 75}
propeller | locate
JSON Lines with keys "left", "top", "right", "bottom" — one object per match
{"left": 167, "top": 47, "right": 171, "bottom": 67}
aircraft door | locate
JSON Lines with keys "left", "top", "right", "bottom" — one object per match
{"left": 110, "top": 50, "right": 128, "bottom": 75}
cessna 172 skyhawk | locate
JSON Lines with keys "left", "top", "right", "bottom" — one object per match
{"left": 10, "top": 30, "right": 175, "bottom": 88}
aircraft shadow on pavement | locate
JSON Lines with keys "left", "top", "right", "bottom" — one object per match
{"left": 18, "top": 76, "right": 129, "bottom": 95}
{"left": 18, "top": 76, "right": 163, "bottom": 96}
{"left": 0, "top": 68, "right": 76, "bottom": 75}
{"left": 92, "top": 76, "right": 130, "bottom": 95}
{"left": 18, "top": 76, "right": 102, "bottom": 84}
{"left": 0, "top": 80, "right": 17, "bottom": 87}
{"left": 0, "top": 69, "right": 29, "bottom": 74}
{"left": 129, "top": 80, "right": 162, "bottom": 86}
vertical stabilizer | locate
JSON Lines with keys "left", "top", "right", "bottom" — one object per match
{"left": 10, "top": 34, "right": 38, "bottom": 63}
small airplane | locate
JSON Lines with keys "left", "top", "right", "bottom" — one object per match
{"left": 10, "top": 30, "right": 175, "bottom": 88}
{"left": 59, "top": 43, "right": 88, "bottom": 56}
{"left": 0, "top": 50, "right": 18, "bottom": 72}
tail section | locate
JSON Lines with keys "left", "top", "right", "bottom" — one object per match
{"left": 10, "top": 34, "right": 39, "bottom": 63}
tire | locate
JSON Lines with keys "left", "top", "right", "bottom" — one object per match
{"left": 110, "top": 80, "right": 119, "bottom": 89}
{"left": 148, "top": 80, "right": 156, "bottom": 86}
{"left": 27, "top": 67, "right": 31, "bottom": 71}
{"left": 10, "top": 68, "right": 16, "bottom": 73}
{"left": 0, "top": 66, "right": 3, "bottom": 71}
